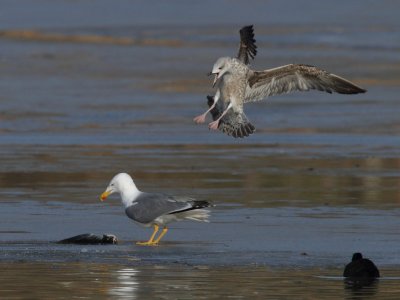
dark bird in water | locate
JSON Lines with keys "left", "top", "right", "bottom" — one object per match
{"left": 343, "top": 252, "right": 380, "bottom": 278}
{"left": 194, "top": 25, "right": 366, "bottom": 138}
{"left": 57, "top": 233, "right": 118, "bottom": 245}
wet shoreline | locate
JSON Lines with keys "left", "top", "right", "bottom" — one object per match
{"left": 1, "top": 201, "right": 399, "bottom": 267}
{"left": 1, "top": 0, "right": 400, "bottom": 298}
{"left": 0, "top": 261, "right": 395, "bottom": 299}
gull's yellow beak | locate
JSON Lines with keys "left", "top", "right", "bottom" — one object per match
{"left": 100, "top": 190, "right": 111, "bottom": 201}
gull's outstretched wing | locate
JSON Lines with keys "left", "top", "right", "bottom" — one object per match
{"left": 237, "top": 25, "right": 257, "bottom": 65}
{"left": 207, "top": 96, "right": 255, "bottom": 138}
{"left": 245, "top": 64, "right": 366, "bottom": 102}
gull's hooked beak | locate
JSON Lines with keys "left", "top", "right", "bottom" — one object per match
{"left": 212, "top": 72, "right": 219, "bottom": 88}
{"left": 207, "top": 71, "right": 219, "bottom": 88}
{"left": 100, "top": 190, "right": 112, "bottom": 201}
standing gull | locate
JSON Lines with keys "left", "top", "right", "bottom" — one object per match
{"left": 100, "top": 173, "right": 211, "bottom": 246}
{"left": 195, "top": 25, "right": 367, "bottom": 138}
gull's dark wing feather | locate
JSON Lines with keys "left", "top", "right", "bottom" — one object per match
{"left": 237, "top": 25, "right": 257, "bottom": 65}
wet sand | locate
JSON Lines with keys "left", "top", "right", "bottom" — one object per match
{"left": 1, "top": 201, "right": 400, "bottom": 266}
{"left": 1, "top": 0, "right": 400, "bottom": 298}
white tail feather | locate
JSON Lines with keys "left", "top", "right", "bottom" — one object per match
{"left": 183, "top": 209, "right": 210, "bottom": 222}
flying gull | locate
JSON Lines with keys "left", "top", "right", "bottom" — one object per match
{"left": 100, "top": 173, "right": 212, "bottom": 246}
{"left": 194, "top": 25, "right": 367, "bottom": 138}
{"left": 193, "top": 25, "right": 257, "bottom": 126}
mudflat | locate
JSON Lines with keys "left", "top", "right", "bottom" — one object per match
{"left": 1, "top": 0, "right": 400, "bottom": 298}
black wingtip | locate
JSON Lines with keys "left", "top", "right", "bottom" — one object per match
{"left": 238, "top": 25, "right": 257, "bottom": 64}
{"left": 328, "top": 73, "right": 367, "bottom": 95}
{"left": 337, "top": 85, "right": 367, "bottom": 94}
{"left": 193, "top": 200, "right": 212, "bottom": 209}
{"left": 169, "top": 200, "right": 212, "bottom": 215}
{"left": 240, "top": 25, "right": 257, "bottom": 51}
{"left": 240, "top": 25, "right": 254, "bottom": 33}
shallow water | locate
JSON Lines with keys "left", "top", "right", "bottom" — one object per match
{"left": 2, "top": 263, "right": 400, "bottom": 299}
{"left": 1, "top": 0, "right": 400, "bottom": 299}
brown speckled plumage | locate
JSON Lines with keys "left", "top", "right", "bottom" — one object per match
{"left": 205, "top": 26, "right": 366, "bottom": 138}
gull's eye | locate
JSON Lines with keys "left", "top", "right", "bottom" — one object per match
{"left": 111, "top": 183, "right": 114, "bottom": 187}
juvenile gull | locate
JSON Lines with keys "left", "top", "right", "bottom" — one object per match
{"left": 100, "top": 173, "right": 211, "bottom": 246}
{"left": 195, "top": 25, "right": 367, "bottom": 138}
{"left": 194, "top": 25, "right": 257, "bottom": 126}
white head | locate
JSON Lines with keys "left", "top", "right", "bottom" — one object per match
{"left": 209, "top": 57, "right": 232, "bottom": 87}
{"left": 100, "top": 173, "right": 140, "bottom": 207}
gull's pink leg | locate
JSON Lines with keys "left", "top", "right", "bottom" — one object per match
{"left": 208, "top": 119, "right": 220, "bottom": 130}
{"left": 194, "top": 90, "right": 220, "bottom": 124}
{"left": 193, "top": 102, "right": 216, "bottom": 124}
{"left": 193, "top": 112, "right": 208, "bottom": 124}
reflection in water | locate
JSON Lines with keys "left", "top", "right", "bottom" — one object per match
{"left": 108, "top": 268, "right": 139, "bottom": 299}
{"left": 1, "top": 263, "right": 400, "bottom": 299}
{"left": 0, "top": 1, "right": 399, "bottom": 298}
{"left": 344, "top": 278, "right": 379, "bottom": 299}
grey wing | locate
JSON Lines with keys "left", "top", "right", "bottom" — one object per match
{"left": 236, "top": 25, "right": 257, "bottom": 65}
{"left": 207, "top": 96, "right": 255, "bottom": 138}
{"left": 245, "top": 64, "right": 366, "bottom": 102}
{"left": 125, "top": 193, "right": 193, "bottom": 224}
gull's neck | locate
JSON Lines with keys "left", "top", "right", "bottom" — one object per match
{"left": 119, "top": 182, "right": 141, "bottom": 208}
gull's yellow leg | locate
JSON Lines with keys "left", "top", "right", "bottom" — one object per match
{"left": 136, "top": 224, "right": 159, "bottom": 246}
{"left": 151, "top": 227, "right": 168, "bottom": 245}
